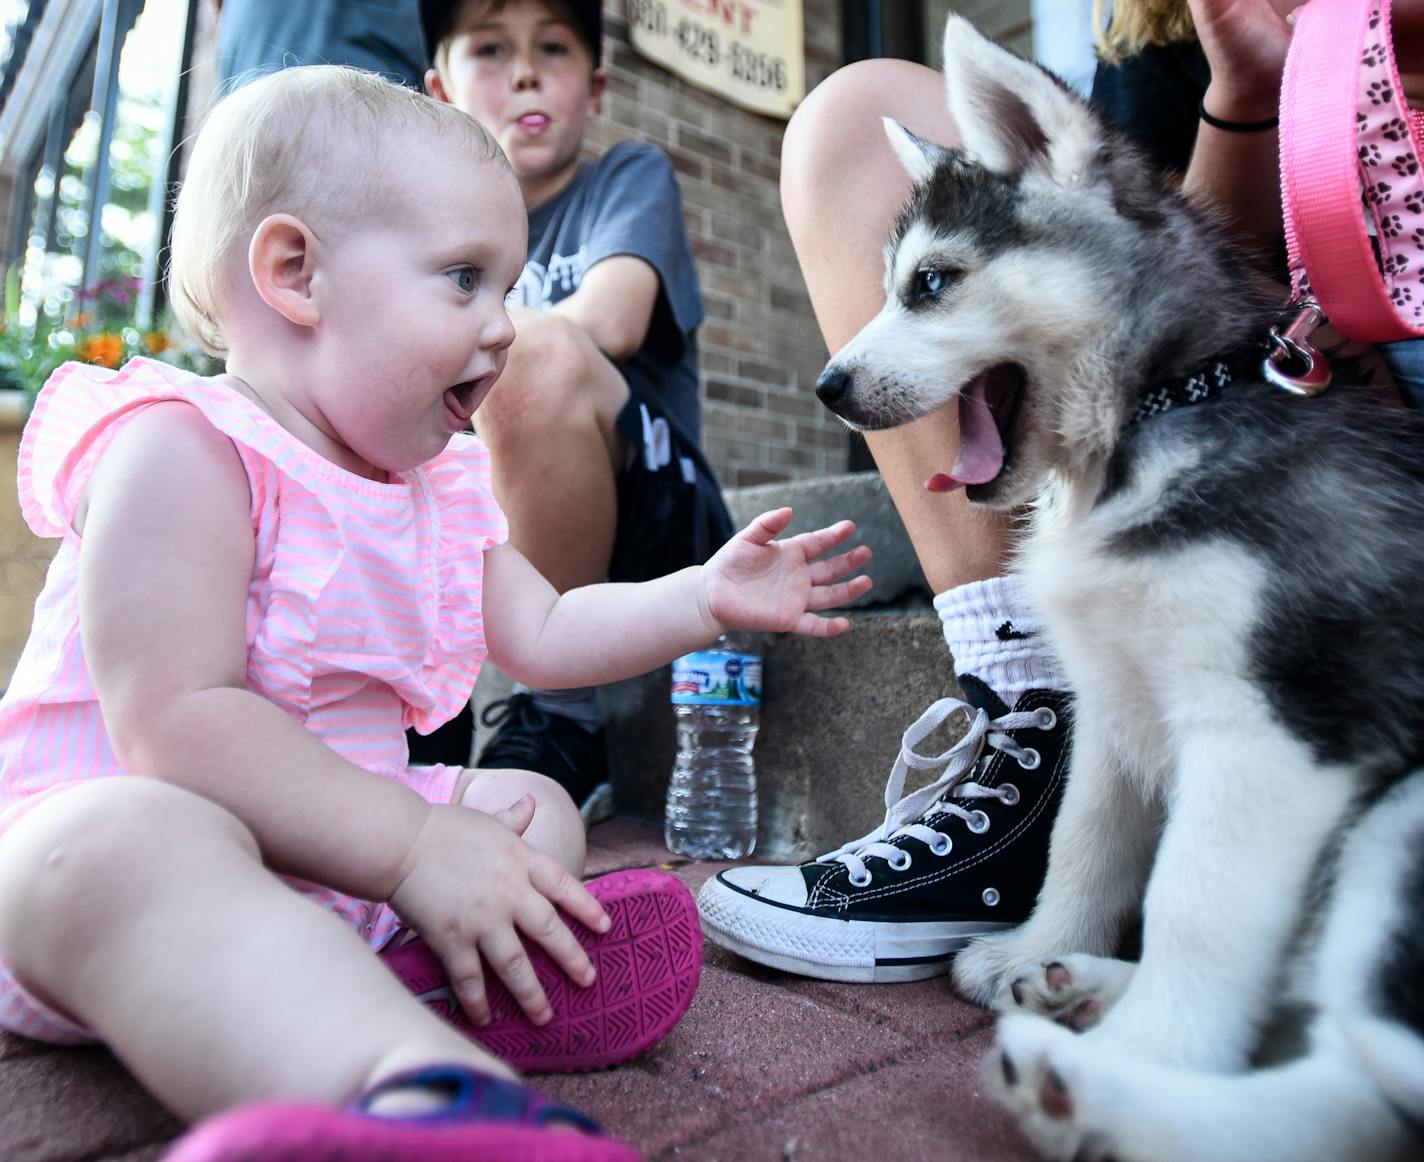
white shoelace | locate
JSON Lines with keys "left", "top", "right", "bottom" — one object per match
{"left": 817, "top": 696, "right": 1056, "bottom": 886}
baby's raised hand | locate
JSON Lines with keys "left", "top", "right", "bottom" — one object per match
{"left": 702, "top": 507, "right": 873, "bottom": 637}
{"left": 387, "top": 797, "right": 611, "bottom": 1027}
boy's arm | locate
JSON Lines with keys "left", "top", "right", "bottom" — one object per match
{"left": 79, "top": 403, "right": 429, "bottom": 901}
{"left": 481, "top": 509, "right": 873, "bottom": 689}
{"left": 536, "top": 144, "right": 694, "bottom": 364}
{"left": 548, "top": 254, "right": 659, "bottom": 362}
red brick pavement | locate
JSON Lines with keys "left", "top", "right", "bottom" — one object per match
{"left": 0, "top": 818, "right": 1036, "bottom": 1162}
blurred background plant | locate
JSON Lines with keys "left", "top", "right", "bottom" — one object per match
{"left": 0, "top": 0, "right": 218, "bottom": 414}
{"left": 0, "top": 269, "right": 219, "bottom": 409}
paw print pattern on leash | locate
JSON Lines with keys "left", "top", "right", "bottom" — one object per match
{"left": 1351, "top": 0, "right": 1424, "bottom": 328}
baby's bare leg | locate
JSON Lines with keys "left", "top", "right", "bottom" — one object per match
{"left": 451, "top": 766, "right": 587, "bottom": 877}
{"left": 0, "top": 778, "right": 511, "bottom": 1121}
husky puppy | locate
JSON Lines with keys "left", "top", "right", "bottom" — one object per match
{"left": 815, "top": 15, "right": 1424, "bottom": 1162}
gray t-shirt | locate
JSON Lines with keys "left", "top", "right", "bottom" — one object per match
{"left": 216, "top": 0, "right": 426, "bottom": 91}
{"left": 511, "top": 142, "right": 705, "bottom": 443}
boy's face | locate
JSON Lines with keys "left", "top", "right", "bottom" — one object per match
{"left": 427, "top": 0, "right": 605, "bottom": 206}
{"left": 300, "top": 141, "right": 528, "bottom": 473}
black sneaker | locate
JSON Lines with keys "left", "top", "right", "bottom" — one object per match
{"left": 477, "top": 693, "right": 615, "bottom": 826}
{"left": 698, "top": 675, "right": 1071, "bottom": 982}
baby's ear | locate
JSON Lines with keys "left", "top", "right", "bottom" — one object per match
{"left": 248, "top": 214, "right": 320, "bottom": 328}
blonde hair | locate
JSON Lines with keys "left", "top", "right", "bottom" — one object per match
{"left": 168, "top": 65, "right": 506, "bottom": 356}
{"left": 1093, "top": 0, "right": 1196, "bottom": 65}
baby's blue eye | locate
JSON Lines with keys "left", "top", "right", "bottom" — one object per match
{"left": 449, "top": 267, "right": 479, "bottom": 293}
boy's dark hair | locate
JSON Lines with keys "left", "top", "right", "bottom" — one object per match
{"left": 420, "top": 0, "right": 603, "bottom": 68}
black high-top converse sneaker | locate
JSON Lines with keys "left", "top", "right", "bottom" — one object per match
{"left": 698, "top": 675, "right": 1071, "bottom": 982}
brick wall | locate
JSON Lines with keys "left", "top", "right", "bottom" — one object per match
{"left": 590, "top": 1, "right": 847, "bottom": 487}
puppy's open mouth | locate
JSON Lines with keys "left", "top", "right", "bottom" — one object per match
{"left": 926, "top": 363, "right": 1024, "bottom": 492}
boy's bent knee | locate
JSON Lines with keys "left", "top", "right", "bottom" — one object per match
{"left": 487, "top": 314, "right": 626, "bottom": 428}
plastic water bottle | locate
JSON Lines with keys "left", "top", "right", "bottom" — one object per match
{"left": 664, "top": 632, "right": 761, "bottom": 859}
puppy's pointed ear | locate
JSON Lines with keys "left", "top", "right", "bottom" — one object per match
{"left": 882, "top": 118, "right": 945, "bottom": 185}
{"left": 941, "top": 15, "right": 1097, "bottom": 187}
{"left": 248, "top": 213, "right": 320, "bottom": 328}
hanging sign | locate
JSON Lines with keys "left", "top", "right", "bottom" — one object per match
{"left": 627, "top": 0, "right": 805, "bottom": 120}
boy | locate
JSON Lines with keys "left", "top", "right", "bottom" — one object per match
{"left": 420, "top": 0, "right": 731, "bottom": 821}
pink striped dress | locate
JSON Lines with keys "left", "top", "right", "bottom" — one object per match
{"left": 0, "top": 358, "right": 507, "bottom": 1042}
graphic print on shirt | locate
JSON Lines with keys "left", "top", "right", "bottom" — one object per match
{"left": 509, "top": 246, "right": 588, "bottom": 309}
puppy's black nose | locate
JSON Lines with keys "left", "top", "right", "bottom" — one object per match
{"left": 816, "top": 365, "right": 851, "bottom": 406}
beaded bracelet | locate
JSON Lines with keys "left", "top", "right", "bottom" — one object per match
{"left": 1198, "top": 97, "right": 1279, "bottom": 133}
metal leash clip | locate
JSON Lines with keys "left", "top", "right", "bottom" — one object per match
{"left": 1263, "top": 299, "right": 1332, "bottom": 395}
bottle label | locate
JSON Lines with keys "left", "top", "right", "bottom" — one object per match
{"left": 671, "top": 652, "right": 762, "bottom": 706}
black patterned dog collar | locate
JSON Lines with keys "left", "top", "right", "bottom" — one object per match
{"left": 1129, "top": 346, "right": 1271, "bottom": 426}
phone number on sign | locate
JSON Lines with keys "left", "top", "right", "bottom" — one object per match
{"left": 629, "top": 0, "right": 790, "bottom": 92}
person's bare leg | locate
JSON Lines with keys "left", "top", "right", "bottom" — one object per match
{"left": 0, "top": 779, "right": 513, "bottom": 1121}
{"left": 780, "top": 58, "right": 1013, "bottom": 592}
{"left": 451, "top": 766, "right": 586, "bottom": 876}
{"left": 476, "top": 310, "right": 629, "bottom": 594}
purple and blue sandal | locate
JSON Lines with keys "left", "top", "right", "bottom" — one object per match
{"left": 163, "top": 1063, "right": 641, "bottom": 1161}
{"left": 380, "top": 868, "right": 702, "bottom": 1072}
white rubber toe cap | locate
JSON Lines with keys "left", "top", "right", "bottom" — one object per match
{"left": 711, "top": 863, "right": 812, "bottom": 907}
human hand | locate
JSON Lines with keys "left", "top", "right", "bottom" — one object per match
{"left": 700, "top": 508, "right": 873, "bottom": 638}
{"left": 1189, "top": 0, "right": 1300, "bottom": 121}
{"left": 388, "top": 796, "right": 611, "bottom": 1026}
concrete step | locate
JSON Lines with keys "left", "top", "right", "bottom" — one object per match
{"left": 474, "top": 472, "right": 963, "bottom": 863}
{"left": 599, "top": 600, "right": 963, "bottom": 862}
{"left": 722, "top": 470, "right": 930, "bottom": 609}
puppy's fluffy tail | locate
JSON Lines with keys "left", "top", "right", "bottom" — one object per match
{"left": 1337, "top": 1013, "right": 1424, "bottom": 1133}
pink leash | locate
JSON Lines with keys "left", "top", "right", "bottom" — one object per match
{"left": 1279, "top": 0, "right": 1424, "bottom": 347}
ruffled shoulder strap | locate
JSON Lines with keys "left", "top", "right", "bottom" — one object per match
{"left": 422, "top": 432, "right": 508, "bottom": 554}
{"left": 19, "top": 357, "right": 345, "bottom": 537}
{"left": 410, "top": 433, "right": 509, "bottom": 733}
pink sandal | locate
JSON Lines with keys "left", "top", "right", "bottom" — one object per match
{"left": 163, "top": 1063, "right": 641, "bottom": 1161}
{"left": 381, "top": 868, "right": 702, "bottom": 1072}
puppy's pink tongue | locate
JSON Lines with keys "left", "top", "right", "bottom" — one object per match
{"left": 924, "top": 376, "right": 1005, "bottom": 491}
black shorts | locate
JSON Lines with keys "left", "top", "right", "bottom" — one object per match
{"left": 608, "top": 374, "right": 734, "bottom": 583}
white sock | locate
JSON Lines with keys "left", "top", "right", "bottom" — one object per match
{"left": 525, "top": 685, "right": 602, "bottom": 732}
{"left": 933, "top": 576, "right": 1062, "bottom": 709}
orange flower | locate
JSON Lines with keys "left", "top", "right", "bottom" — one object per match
{"left": 143, "top": 331, "right": 170, "bottom": 355}
{"left": 71, "top": 312, "right": 92, "bottom": 329}
{"left": 79, "top": 332, "right": 125, "bottom": 368}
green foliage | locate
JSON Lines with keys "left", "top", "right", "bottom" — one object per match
{"left": 0, "top": 269, "right": 221, "bottom": 409}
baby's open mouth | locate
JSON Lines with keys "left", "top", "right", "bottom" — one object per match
{"left": 443, "top": 380, "right": 481, "bottom": 425}
{"left": 926, "top": 363, "right": 1024, "bottom": 492}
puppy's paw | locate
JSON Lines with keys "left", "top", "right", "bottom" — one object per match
{"left": 953, "top": 928, "right": 1073, "bottom": 1008}
{"left": 990, "top": 1014, "right": 1144, "bottom": 1162}
{"left": 953, "top": 930, "right": 1025, "bottom": 1006}
{"left": 1005, "top": 954, "right": 1136, "bottom": 1030}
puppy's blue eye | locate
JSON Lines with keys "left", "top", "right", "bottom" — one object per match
{"left": 913, "top": 269, "right": 952, "bottom": 300}
{"left": 449, "top": 267, "right": 479, "bottom": 293}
